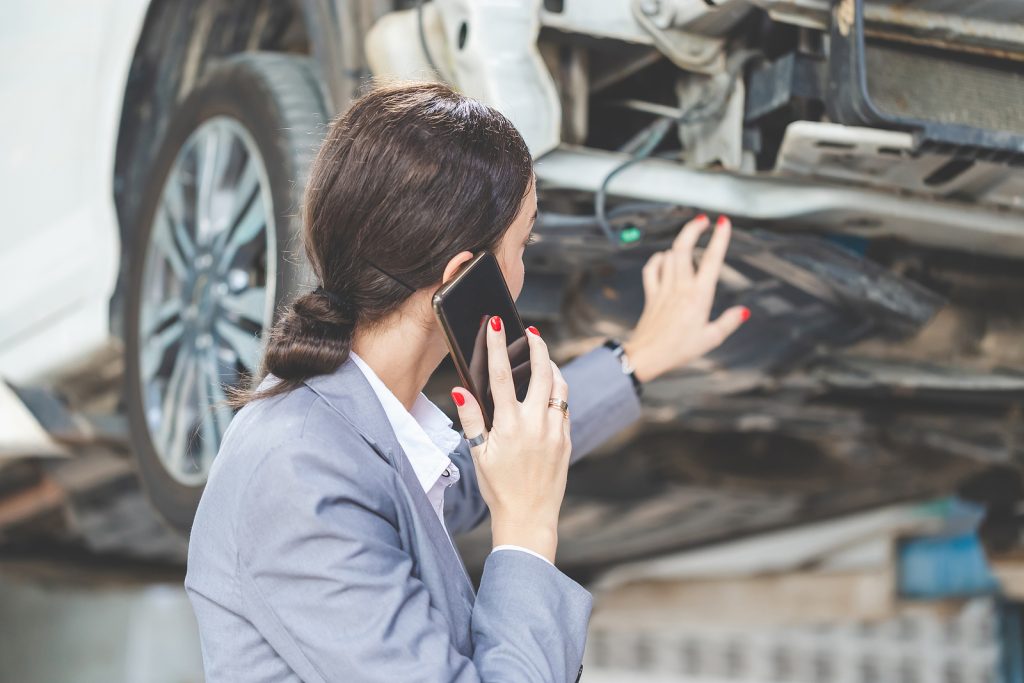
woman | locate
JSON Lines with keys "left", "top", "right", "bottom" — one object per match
{"left": 184, "top": 81, "right": 748, "bottom": 682}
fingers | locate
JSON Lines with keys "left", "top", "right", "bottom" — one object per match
{"left": 642, "top": 251, "right": 665, "bottom": 298}
{"left": 550, "top": 361, "right": 571, "bottom": 441}
{"left": 550, "top": 360, "right": 568, "bottom": 402}
{"left": 485, "top": 315, "right": 517, "bottom": 414}
{"left": 695, "top": 215, "right": 731, "bottom": 303}
{"left": 646, "top": 214, "right": 712, "bottom": 293}
{"left": 672, "top": 212, "right": 711, "bottom": 256}
{"left": 451, "top": 386, "right": 487, "bottom": 455}
{"left": 523, "top": 326, "right": 554, "bottom": 408}
{"left": 467, "top": 314, "right": 489, "bottom": 386}
{"left": 670, "top": 213, "right": 712, "bottom": 283}
{"left": 506, "top": 335, "right": 532, "bottom": 400}
{"left": 660, "top": 244, "right": 679, "bottom": 288}
{"left": 699, "top": 304, "right": 749, "bottom": 352}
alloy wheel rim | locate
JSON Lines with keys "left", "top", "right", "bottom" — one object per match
{"left": 138, "top": 116, "right": 276, "bottom": 486}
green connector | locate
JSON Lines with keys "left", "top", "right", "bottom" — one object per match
{"left": 619, "top": 225, "right": 642, "bottom": 243}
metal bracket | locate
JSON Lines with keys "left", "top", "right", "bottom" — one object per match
{"left": 631, "top": 0, "right": 730, "bottom": 74}
{"left": 826, "top": 0, "right": 1024, "bottom": 165}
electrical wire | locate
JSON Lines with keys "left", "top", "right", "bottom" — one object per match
{"left": 592, "top": 49, "right": 763, "bottom": 246}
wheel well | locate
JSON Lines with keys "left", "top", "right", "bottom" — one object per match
{"left": 111, "top": 0, "right": 319, "bottom": 338}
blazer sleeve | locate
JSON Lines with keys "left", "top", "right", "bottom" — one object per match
{"left": 444, "top": 343, "right": 643, "bottom": 536}
{"left": 235, "top": 435, "right": 593, "bottom": 683}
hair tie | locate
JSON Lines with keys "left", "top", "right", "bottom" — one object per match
{"left": 313, "top": 286, "right": 357, "bottom": 316}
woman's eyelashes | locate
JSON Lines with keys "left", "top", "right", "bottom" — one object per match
{"left": 523, "top": 232, "right": 538, "bottom": 248}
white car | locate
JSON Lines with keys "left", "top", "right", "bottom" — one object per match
{"left": 2, "top": 0, "right": 1023, "bottom": 562}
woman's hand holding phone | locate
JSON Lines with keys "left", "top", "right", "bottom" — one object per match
{"left": 466, "top": 317, "right": 531, "bottom": 423}
{"left": 450, "top": 316, "right": 570, "bottom": 564}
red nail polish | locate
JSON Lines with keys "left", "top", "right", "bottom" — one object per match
{"left": 740, "top": 306, "right": 751, "bottom": 322}
{"left": 451, "top": 390, "right": 465, "bottom": 406}
{"left": 527, "top": 325, "right": 540, "bottom": 336}
{"left": 716, "top": 215, "right": 730, "bottom": 229}
{"left": 695, "top": 213, "right": 708, "bottom": 224}
{"left": 490, "top": 315, "right": 502, "bottom": 332}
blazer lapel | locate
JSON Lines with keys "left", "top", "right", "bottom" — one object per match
{"left": 297, "top": 359, "right": 477, "bottom": 609}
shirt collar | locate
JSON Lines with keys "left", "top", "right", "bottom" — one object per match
{"left": 348, "top": 351, "right": 463, "bottom": 493}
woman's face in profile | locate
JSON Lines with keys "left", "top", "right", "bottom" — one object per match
{"left": 493, "top": 174, "right": 538, "bottom": 302}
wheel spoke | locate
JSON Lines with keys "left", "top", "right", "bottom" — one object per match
{"left": 151, "top": 211, "right": 189, "bottom": 281}
{"left": 157, "top": 346, "right": 196, "bottom": 466}
{"left": 217, "top": 190, "right": 266, "bottom": 272}
{"left": 215, "top": 152, "right": 262, "bottom": 253}
{"left": 140, "top": 298, "right": 183, "bottom": 340}
{"left": 219, "top": 286, "right": 267, "bottom": 325}
{"left": 198, "top": 345, "right": 235, "bottom": 469}
{"left": 196, "top": 122, "right": 234, "bottom": 245}
{"left": 215, "top": 318, "right": 262, "bottom": 371}
{"left": 168, "top": 356, "right": 199, "bottom": 474}
{"left": 163, "top": 170, "right": 196, "bottom": 262}
{"left": 141, "top": 318, "right": 185, "bottom": 381}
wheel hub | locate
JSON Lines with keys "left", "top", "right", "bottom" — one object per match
{"left": 137, "top": 116, "right": 277, "bottom": 486}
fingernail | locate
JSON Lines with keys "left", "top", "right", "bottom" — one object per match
{"left": 740, "top": 306, "right": 751, "bottom": 322}
{"left": 527, "top": 325, "right": 540, "bottom": 336}
{"left": 490, "top": 315, "right": 502, "bottom": 332}
{"left": 716, "top": 215, "right": 730, "bottom": 229}
{"left": 451, "top": 389, "right": 465, "bottom": 406}
{"left": 695, "top": 213, "right": 708, "bottom": 224}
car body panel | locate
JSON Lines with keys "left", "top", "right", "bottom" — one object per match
{"left": 0, "top": 0, "right": 149, "bottom": 383}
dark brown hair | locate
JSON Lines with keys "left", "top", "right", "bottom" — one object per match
{"left": 229, "top": 81, "right": 534, "bottom": 406}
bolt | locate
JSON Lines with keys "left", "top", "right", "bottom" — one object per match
{"left": 227, "top": 268, "right": 249, "bottom": 292}
{"left": 640, "top": 0, "right": 661, "bottom": 16}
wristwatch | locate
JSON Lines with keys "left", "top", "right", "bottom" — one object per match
{"left": 602, "top": 338, "right": 643, "bottom": 397}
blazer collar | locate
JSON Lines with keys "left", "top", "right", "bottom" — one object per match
{"left": 290, "top": 357, "right": 477, "bottom": 604}
{"left": 289, "top": 356, "right": 407, "bottom": 467}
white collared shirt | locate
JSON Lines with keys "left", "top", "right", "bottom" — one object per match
{"left": 348, "top": 351, "right": 551, "bottom": 566}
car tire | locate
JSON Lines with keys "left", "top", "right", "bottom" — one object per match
{"left": 123, "top": 52, "right": 327, "bottom": 532}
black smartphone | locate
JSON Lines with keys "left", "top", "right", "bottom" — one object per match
{"left": 432, "top": 251, "right": 532, "bottom": 431}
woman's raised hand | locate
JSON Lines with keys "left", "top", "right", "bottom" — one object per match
{"left": 623, "top": 214, "right": 749, "bottom": 383}
{"left": 451, "top": 316, "right": 570, "bottom": 564}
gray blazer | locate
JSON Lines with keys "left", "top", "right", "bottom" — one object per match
{"left": 184, "top": 344, "right": 642, "bottom": 682}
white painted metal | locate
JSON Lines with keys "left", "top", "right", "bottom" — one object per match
{"left": 677, "top": 73, "right": 751, "bottom": 171}
{"left": 534, "top": 146, "right": 1024, "bottom": 257}
{"left": 632, "top": 0, "right": 729, "bottom": 74}
{"left": 540, "top": 0, "right": 653, "bottom": 44}
{"left": 777, "top": 121, "right": 1024, "bottom": 211}
{"left": 365, "top": 4, "right": 452, "bottom": 83}
{"left": 0, "top": 0, "right": 150, "bottom": 383}
{"left": 434, "top": 0, "right": 562, "bottom": 157}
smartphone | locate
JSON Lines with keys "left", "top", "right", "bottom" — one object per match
{"left": 432, "top": 251, "right": 531, "bottom": 431}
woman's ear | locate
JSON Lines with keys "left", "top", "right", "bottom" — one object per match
{"left": 441, "top": 250, "right": 476, "bottom": 284}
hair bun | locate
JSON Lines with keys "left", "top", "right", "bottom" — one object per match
{"left": 313, "top": 285, "right": 357, "bottom": 317}
{"left": 292, "top": 290, "right": 357, "bottom": 329}
{"left": 256, "top": 291, "right": 356, "bottom": 383}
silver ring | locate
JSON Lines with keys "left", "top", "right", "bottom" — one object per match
{"left": 466, "top": 432, "right": 487, "bottom": 447}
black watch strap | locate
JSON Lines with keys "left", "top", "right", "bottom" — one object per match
{"left": 602, "top": 338, "right": 643, "bottom": 397}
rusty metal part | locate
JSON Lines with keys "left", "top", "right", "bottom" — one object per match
{"left": 0, "top": 476, "right": 64, "bottom": 532}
